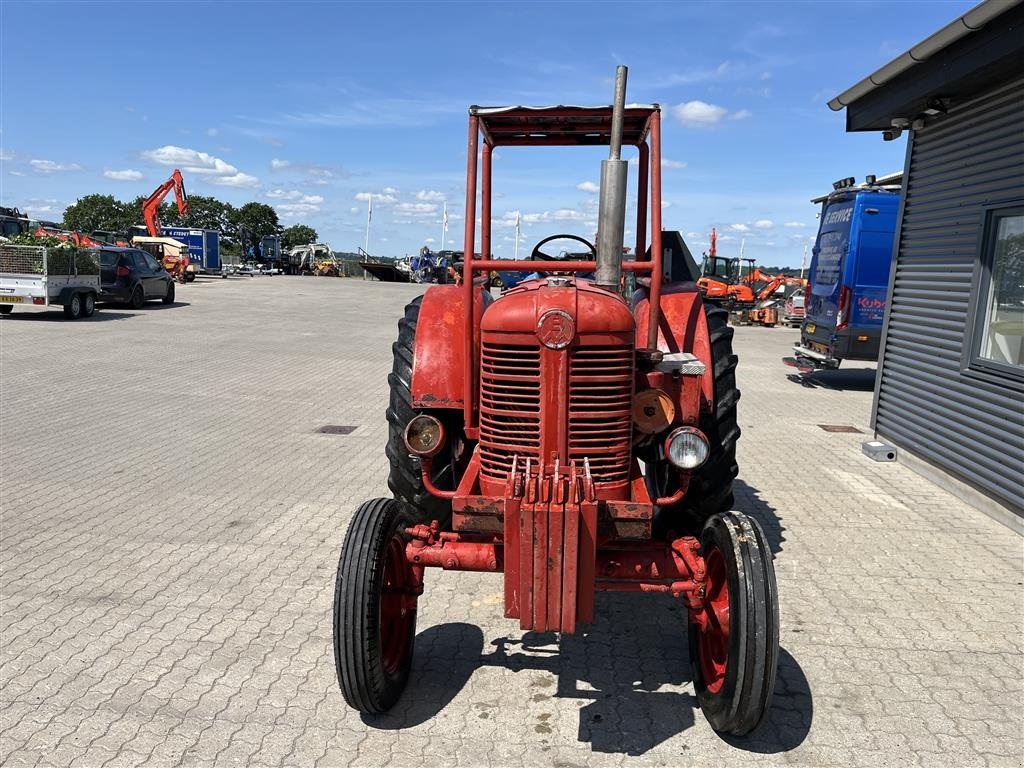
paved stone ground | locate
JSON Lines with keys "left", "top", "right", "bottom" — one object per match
{"left": 1, "top": 276, "right": 1021, "bottom": 768}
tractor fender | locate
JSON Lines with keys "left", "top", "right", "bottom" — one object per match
{"left": 411, "top": 285, "right": 491, "bottom": 410}
{"left": 632, "top": 283, "right": 714, "bottom": 408}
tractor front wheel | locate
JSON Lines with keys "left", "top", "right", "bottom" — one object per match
{"left": 334, "top": 498, "right": 418, "bottom": 714}
{"left": 689, "top": 511, "right": 778, "bottom": 736}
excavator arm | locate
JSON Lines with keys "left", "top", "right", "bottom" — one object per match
{"left": 142, "top": 169, "right": 188, "bottom": 237}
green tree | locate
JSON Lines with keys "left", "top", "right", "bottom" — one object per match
{"left": 62, "top": 194, "right": 133, "bottom": 232}
{"left": 181, "top": 195, "right": 234, "bottom": 232}
{"left": 230, "top": 202, "right": 280, "bottom": 255}
{"left": 281, "top": 224, "right": 318, "bottom": 249}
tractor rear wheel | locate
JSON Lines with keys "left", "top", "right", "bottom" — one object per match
{"left": 682, "top": 304, "right": 740, "bottom": 524}
{"left": 386, "top": 295, "right": 458, "bottom": 524}
{"left": 689, "top": 511, "right": 778, "bottom": 736}
{"left": 334, "top": 498, "right": 418, "bottom": 713}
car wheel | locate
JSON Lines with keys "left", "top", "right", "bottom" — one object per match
{"left": 0, "top": 305, "right": 13, "bottom": 315}
{"left": 81, "top": 293, "right": 96, "bottom": 317}
{"left": 162, "top": 282, "right": 175, "bottom": 305}
{"left": 130, "top": 285, "right": 145, "bottom": 309}
{"left": 63, "top": 293, "right": 82, "bottom": 319}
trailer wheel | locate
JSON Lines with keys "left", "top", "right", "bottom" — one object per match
{"left": 163, "top": 283, "right": 175, "bottom": 305}
{"left": 130, "top": 286, "right": 145, "bottom": 309}
{"left": 334, "top": 498, "right": 417, "bottom": 713}
{"left": 0, "top": 305, "right": 12, "bottom": 315}
{"left": 689, "top": 511, "right": 778, "bottom": 736}
{"left": 385, "top": 295, "right": 459, "bottom": 524}
{"left": 681, "top": 305, "right": 740, "bottom": 525}
{"left": 63, "top": 293, "right": 82, "bottom": 319}
{"left": 81, "top": 293, "right": 96, "bottom": 318}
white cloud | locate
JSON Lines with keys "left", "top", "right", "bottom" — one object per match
{"left": 30, "top": 159, "right": 83, "bottom": 173}
{"left": 266, "top": 189, "right": 323, "bottom": 204}
{"left": 23, "top": 204, "right": 55, "bottom": 214}
{"left": 209, "top": 172, "right": 259, "bottom": 188}
{"left": 662, "top": 200, "right": 672, "bottom": 208}
{"left": 396, "top": 202, "right": 438, "bottom": 215}
{"left": 672, "top": 101, "right": 728, "bottom": 128}
{"left": 142, "top": 145, "right": 259, "bottom": 187}
{"left": 104, "top": 169, "right": 144, "bottom": 181}
{"left": 671, "top": 101, "right": 752, "bottom": 128}
{"left": 424, "top": 237, "right": 436, "bottom": 244}
{"left": 383, "top": 186, "right": 399, "bottom": 195}
{"left": 142, "top": 145, "right": 234, "bottom": 175}
{"left": 0, "top": 148, "right": 13, "bottom": 161}
{"left": 355, "top": 191, "right": 397, "bottom": 204}
{"left": 207, "top": 128, "right": 219, "bottom": 137}
{"left": 271, "top": 158, "right": 290, "bottom": 170}
{"left": 730, "top": 223, "right": 750, "bottom": 232}
{"left": 518, "top": 208, "right": 587, "bottom": 224}
{"left": 784, "top": 221, "right": 808, "bottom": 228}
{"left": 686, "top": 231, "right": 702, "bottom": 239}
{"left": 576, "top": 181, "right": 599, "bottom": 194}
{"left": 277, "top": 202, "right": 321, "bottom": 216}
{"left": 663, "top": 158, "right": 687, "bottom": 170}
{"left": 350, "top": 207, "right": 359, "bottom": 214}
{"left": 9, "top": 170, "right": 25, "bottom": 176}
{"left": 416, "top": 189, "right": 446, "bottom": 202}
{"left": 754, "top": 219, "right": 774, "bottom": 229}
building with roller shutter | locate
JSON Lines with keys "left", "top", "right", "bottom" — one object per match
{"left": 829, "top": 0, "right": 1023, "bottom": 525}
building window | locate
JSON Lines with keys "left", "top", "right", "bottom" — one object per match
{"left": 973, "top": 207, "right": 1024, "bottom": 373}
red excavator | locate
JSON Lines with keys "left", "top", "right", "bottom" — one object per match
{"left": 136, "top": 169, "right": 191, "bottom": 282}
{"left": 32, "top": 225, "right": 104, "bottom": 248}
{"left": 698, "top": 230, "right": 806, "bottom": 321}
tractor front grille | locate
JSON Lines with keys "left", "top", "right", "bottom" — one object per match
{"left": 478, "top": 341, "right": 633, "bottom": 487}
{"left": 568, "top": 345, "right": 633, "bottom": 483}
{"left": 479, "top": 343, "right": 542, "bottom": 481}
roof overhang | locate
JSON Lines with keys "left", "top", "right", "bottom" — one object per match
{"left": 470, "top": 104, "right": 659, "bottom": 147}
{"left": 830, "top": 0, "right": 1024, "bottom": 132}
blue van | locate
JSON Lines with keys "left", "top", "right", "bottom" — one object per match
{"left": 794, "top": 176, "right": 901, "bottom": 369}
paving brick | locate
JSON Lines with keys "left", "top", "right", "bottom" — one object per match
{"left": 1, "top": 277, "right": 1021, "bottom": 767}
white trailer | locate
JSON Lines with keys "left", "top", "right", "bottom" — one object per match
{"left": 0, "top": 244, "right": 101, "bottom": 319}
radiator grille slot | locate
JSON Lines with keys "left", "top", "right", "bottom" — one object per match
{"left": 479, "top": 343, "right": 541, "bottom": 481}
{"left": 569, "top": 345, "right": 633, "bottom": 483}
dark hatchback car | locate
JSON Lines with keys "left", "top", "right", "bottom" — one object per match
{"left": 97, "top": 247, "right": 176, "bottom": 308}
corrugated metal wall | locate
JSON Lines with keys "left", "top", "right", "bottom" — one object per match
{"left": 874, "top": 75, "right": 1024, "bottom": 513}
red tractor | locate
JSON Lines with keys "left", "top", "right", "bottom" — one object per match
{"left": 333, "top": 67, "right": 779, "bottom": 736}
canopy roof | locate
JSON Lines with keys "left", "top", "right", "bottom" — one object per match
{"left": 470, "top": 104, "right": 659, "bottom": 146}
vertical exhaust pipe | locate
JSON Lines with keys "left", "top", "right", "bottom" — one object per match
{"left": 595, "top": 65, "right": 629, "bottom": 292}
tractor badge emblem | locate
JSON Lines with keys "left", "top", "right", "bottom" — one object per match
{"left": 537, "top": 309, "right": 575, "bottom": 349}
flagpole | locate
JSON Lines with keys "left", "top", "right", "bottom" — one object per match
{"left": 441, "top": 201, "right": 447, "bottom": 252}
{"left": 365, "top": 196, "right": 372, "bottom": 254}
{"left": 514, "top": 210, "right": 521, "bottom": 260}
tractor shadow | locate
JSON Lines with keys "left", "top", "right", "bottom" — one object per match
{"left": 369, "top": 598, "right": 812, "bottom": 756}
{"left": 784, "top": 367, "right": 877, "bottom": 392}
{"left": 733, "top": 479, "right": 785, "bottom": 556}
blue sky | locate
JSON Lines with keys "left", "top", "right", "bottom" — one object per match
{"left": 1, "top": 1, "right": 974, "bottom": 266}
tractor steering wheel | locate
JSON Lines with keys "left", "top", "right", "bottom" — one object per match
{"left": 530, "top": 234, "right": 596, "bottom": 262}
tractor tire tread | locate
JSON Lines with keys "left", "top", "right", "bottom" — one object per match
{"left": 334, "top": 498, "right": 415, "bottom": 713}
{"left": 681, "top": 305, "right": 741, "bottom": 524}
{"left": 385, "top": 296, "right": 454, "bottom": 523}
{"left": 689, "top": 510, "right": 778, "bottom": 736}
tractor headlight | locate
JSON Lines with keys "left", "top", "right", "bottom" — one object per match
{"left": 403, "top": 414, "right": 445, "bottom": 458}
{"left": 664, "top": 427, "right": 710, "bottom": 470}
